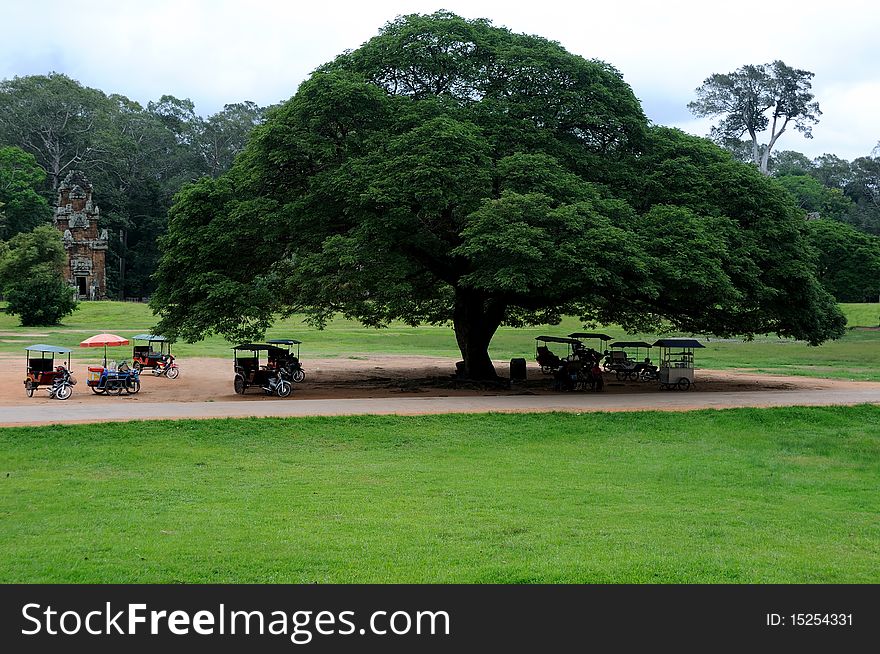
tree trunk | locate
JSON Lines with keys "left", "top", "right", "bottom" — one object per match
{"left": 452, "top": 287, "right": 505, "bottom": 380}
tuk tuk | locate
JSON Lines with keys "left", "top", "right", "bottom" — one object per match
{"left": 535, "top": 336, "right": 582, "bottom": 373}
{"left": 24, "top": 344, "right": 76, "bottom": 400}
{"left": 131, "top": 334, "right": 179, "bottom": 378}
{"left": 266, "top": 338, "right": 305, "bottom": 383}
{"left": 653, "top": 338, "right": 705, "bottom": 390}
{"left": 607, "top": 341, "right": 656, "bottom": 381}
{"left": 233, "top": 344, "right": 293, "bottom": 397}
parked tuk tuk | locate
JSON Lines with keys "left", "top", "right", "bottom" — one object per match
{"left": 266, "top": 338, "right": 305, "bottom": 383}
{"left": 607, "top": 341, "right": 656, "bottom": 381}
{"left": 131, "top": 334, "right": 179, "bottom": 378}
{"left": 653, "top": 338, "right": 705, "bottom": 390}
{"left": 233, "top": 344, "right": 293, "bottom": 397}
{"left": 535, "top": 335, "right": 582, "bottom": 373}
{"left": 24, "top": 344, "right": 76, "bottom": 400}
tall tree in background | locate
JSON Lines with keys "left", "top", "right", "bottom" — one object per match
{"left": 688, "top": 61, "right": 821, "bottom": 174}
{"left": 0, "top": 146, "right": 51, "bottom": 238}
{"left": 0, "top": 73, "right": 112, "bottom": 190}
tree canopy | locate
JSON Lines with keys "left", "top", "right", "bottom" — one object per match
{"left": 688, "top": 61, "right": 821, "bottom": 174}
{"left": 0, "top": 146, "right": 50, "bottom": 239}
{"left": 152, "top": 12, "right": 845, "bottom": 378}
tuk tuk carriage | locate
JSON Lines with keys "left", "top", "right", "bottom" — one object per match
{"left": 653, "top": 338, "right": 705, "bottom": 390}
{"left": 233, "top": 344, "right": 293, "bottom": 397}
{"left": 131, "top": 334, "right": 179, "bottom": 378}
{"left": 80, "top": 333, "right": 140, "bottom": 395}
{"left": 24, "top": 344, "right": 77, "bottom": 400}
{"left": 266, "top": 338, "right": 305, "bottom": 383}
{"left": 607, "top": 341, "right": 657, "bottom": 381}
{"left": 535, "top": 335, "right": 582, "bottom": 373}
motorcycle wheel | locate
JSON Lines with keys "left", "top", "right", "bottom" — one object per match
{"left": 127, "top": 378, "right": 141, "bottom": 394}
{"left": 276, "top": 380, "right": 292, "bottom": 398}
{"left": 615, "top": 370, "right": 627, "bottom": 382}
{"left": 91, "top": 386, "right": 105, "bottom": 395}
{"left": 233, "top": 376, "right": 246, "bottom": 395}
{"left": 167, "top": 366, "right": 179, "bottom": 379}
{"left": 25, "top": 381, "right": 34, "bottom": 397}
{"left": 55, "top": 384, "right": 73, "bottom": 400}
{"left": 108, "top": 383, "right": 123, "bottom": 395}
{"left": 292, "top": 369, "right": 305, "bottom": 383}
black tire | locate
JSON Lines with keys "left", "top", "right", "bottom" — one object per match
{"left": 276, "top": 380, "right": 292, "bottom": 398}
{"left": 292, "top": 369, "right": 305, "bottom": 383}
{"left": 108, "top": 383, "right": 123, "bottom": 396}
{"left": 91, "top": 386, "right": 105, "bottom": 395}
{"left": 55, "top": 384, "right": 73, "bottom": 400}
{"left": 234, "top": 375, "right": 246, "bottom": 395}
{"left": 167, "top": 366, "right": 180, "bottom": 380}
{"left": 25, "top": 380, "right": 35, "bottom": 397}
{"left": 677, "top": 377, "right": 691, "bottom": 391}
{"left": 127, "top": 378, "right": 141, "bottom": 394}
{"left": 616, "top": 370, "right": 627, "bottom": 382}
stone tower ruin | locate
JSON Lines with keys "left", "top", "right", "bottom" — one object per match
{"left": 53, "top": 170, "right": 108, "bottom": 300}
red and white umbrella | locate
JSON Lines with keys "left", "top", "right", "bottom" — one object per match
{"left": 80, "top": 333, "right": 130, "bottom": 366}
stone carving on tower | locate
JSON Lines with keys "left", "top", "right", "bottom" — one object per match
{"left": 53, "top": 170, "right": 108, "bottom": 300}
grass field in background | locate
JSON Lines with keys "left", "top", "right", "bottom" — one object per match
{"left": 1, "top": 407, "right": 877, "bottom": 583}
{"left": 1, "top": 301, "right": 879, "bottom": 380}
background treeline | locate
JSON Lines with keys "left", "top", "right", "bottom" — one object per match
{"left": 0, "top": 72, "right": 877, "bottom": 303}
{"left": 0, "top": 72, "right": 264, "bottom": 299}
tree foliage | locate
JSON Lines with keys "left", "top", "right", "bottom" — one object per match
{"left": 0, "top": 73, "right": 266, "bottom": 298}
{"left": 688, "top": 61, "right": 821, "bottom": 174}
{"left": 151, "top": 12, "right": 844, "bottom": 378}
{"left": 804, "top": 219, "right": 880, "bottom": 302}
{"left": 0, "top": 146, "right": 50, "bottom": 239}
{"left": 0, "top": 225, "right": 77, "bottom": 325}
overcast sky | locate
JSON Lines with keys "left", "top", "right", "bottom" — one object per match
{"left": 2, "top": 0, "right": 878, "bottom": 160}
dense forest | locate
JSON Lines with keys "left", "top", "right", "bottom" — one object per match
{"left": 0, "top": 71, "right": 878, "bottom": 302}
{"left": 0, "top": 72, "right": 265, "bottom": 299}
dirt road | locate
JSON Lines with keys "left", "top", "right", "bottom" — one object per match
{"left": 3, "top": 355, "right": 878, "bottom": 426}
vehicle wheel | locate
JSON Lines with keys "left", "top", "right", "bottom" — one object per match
{"left": 132, "top": 361, "right": 142, "bottom": 373}
{"left": 626, "top": 371, "right": 639, "bottom": 382}
{"left": 167, "top": 366, "right": 179, "bottom": 380}
{"left": 108, "top": 383, "right": 123, "bottom": 396}
{"left": 127, "top": 379, "right": 141, "bottom": 394}
{"left": 292, "top": 369, "right": 305, "bottom": 383}
{"left": 234, "top": 375, "right": 246, "bottom": 395}
{"left": 616, "top": 370, "right": 627, "bottom": 382}
{"left": 677, "top": 378, "right": 691, "bottom": 391}
{"left": 55, "top": 384, "right": 73, "bottom": 400}
{"left": 25, "top": 381, "right": 35, "bottom": 397}
{"left": 276, "top": 380, "right": 292, "bottom": 398}
{"left": 91, "top": 386, "right": 104, "bottom": 395}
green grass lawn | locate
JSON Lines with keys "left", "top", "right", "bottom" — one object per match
{"left": 2, "top": 301, "right": 880, "bottom": 380}
{"left": 1, "top": 407, "right": 877, "bottom": 583}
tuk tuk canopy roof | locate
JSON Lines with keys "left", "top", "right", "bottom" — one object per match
{"left": 610, "top": 341, "right": 653, "bottom": 349}
{"left": 25, "top": 344, "right": 73, "bottom": 354}
{"left": 266, "top": 339, "right": 302, "bottom": 345}
{"left": 653, "top": 338, "right": 705, "bottom": 349}
{"left": 233, "top": 343, "right": 274, "bottom": 351}
{"left": 568, "top": 333, "right": 612, "bottom": 341}
{"left": 536, "top": 335, "right": 582, "bottom": 345}
{"left": 132, "top": 334, "right": 168, "bottom": 342}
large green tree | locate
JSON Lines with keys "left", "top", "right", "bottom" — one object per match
{"left": 0, "top": 225, "right": 77, "bottom": 325}
{"left": 152, "top": 12, "right": 844, "bottom": 379}
{"left": 688, "top": 61, "right": 821, "bottom": 174}
{"left": 804, "top": 219, "right": 880, "bottom": 302}
{"left": 0, "top": 146, "right": 51, "bottom": 238}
